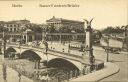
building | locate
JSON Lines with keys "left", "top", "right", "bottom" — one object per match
{"left": 0, "top": 19, "right": 44, "bottom": 44}
{"left": 46, "top": 16, "right": 84, "bottom": 32}
{"left": 46, "top": 16, "right": 85, "bottom": 42}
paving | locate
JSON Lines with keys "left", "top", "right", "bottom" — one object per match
{"left": 70, "top": 62, "right": 120, "bottom": 82}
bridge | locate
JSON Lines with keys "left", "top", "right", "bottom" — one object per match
{"left": 3, "top": 43, "right": 104, "bottom": 72}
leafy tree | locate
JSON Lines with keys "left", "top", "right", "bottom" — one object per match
{"left": 0, "top": 26, "right": 7, "bottom": 32}
{"left": 46, "top": 25, "right": 57, "bottom": 33}
{"left": 101, "top": 26, "right": 124, "bottom": 35}
{"left": 25, "top": 24, "right": 44, "bottom": 33}
{"left": 74, "top": 28, "right": 85, "bottom": 33}
{"left": 59, "top": 27, "right": 71, "bottom": 33}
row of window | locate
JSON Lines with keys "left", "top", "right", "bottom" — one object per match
{"left": 4, "top": 24, "right": 21, "bottom": 27}
{"left": 6, "top": 27, "right": 20, "bottom": 32}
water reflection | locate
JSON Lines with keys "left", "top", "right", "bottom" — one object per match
{"left": 0, "top": 64, "right": 33, "bottom": 82}
{"left": 1, "top": 62, "right": 80, "bottom": 82}
{"left": 2, "top": 63, "right": 7, "bottom": 82}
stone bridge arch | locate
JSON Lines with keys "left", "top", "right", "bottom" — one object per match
{"left": 20, "top": 50, "right": 42, "bottom": 60}
{"left": 47, "top": 58, "right": 82, "bottom": 71}
{"left": 5, "top": 47, "right": 17, "bottom": 58}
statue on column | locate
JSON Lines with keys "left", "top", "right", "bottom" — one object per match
{"left": 83, "top": 18, "right": 95, "bottom": 72}
{"left": 83, "top": 18, "right": 93, "bottom": 29}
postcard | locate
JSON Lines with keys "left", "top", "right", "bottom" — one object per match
{"left": 0, "top": 0, "right": 127, "bottom": 82}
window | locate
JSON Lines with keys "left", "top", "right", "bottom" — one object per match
{"left": 14, "top": 28, "right": 16, "bottom": 31}
{"left": 10, "top": 28, "right": 12, "bottom": 31}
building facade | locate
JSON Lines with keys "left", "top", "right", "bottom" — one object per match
{"left": 46, "top": 16, "right": 84, "bottom": 31}
{"left": 46, "top": 16, "right": 85, "bottom": 42}
{"left": 0, "top": 19, "right": 43, "bottom": 44}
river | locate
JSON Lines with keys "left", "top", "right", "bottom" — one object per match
{"left": 0, "top": 64, "right": 33, "bottom": 82}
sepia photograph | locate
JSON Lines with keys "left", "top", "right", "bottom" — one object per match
{"left": 0, "top": 0, "right": 128, "bottom": 82}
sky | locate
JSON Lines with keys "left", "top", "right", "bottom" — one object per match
{"left": 0, "top": 0, "right": 127, "bottom": 29}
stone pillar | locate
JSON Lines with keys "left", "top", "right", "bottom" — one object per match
{"left": 26, "top": 35, "right": 28, "bottom": 43}
{"left": 83, "top": 19, "right": 95, "bottom": 72}
{"left": 22, "top": 35, "right": 24, "bottom": 40}
{"left": 10, "top": 35, "right": 13, "bottom": 43}
{"left": 85, "top": 27, "right": 92, "bottom": 51}
{"left": 32, "top": 35, "right": 35, "bottom": 42}
{"left": 42, "top": 32, "right": 45, "bottom": 41}
{"left": 85, "top": 27, "right": 95, "bottom": 72}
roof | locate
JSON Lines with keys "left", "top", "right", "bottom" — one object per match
{"left": 0, "top": 19, "right": 30, "bottom": 24}
{"left": 46, "top": 16, "right": 84, "bottom": 23}
{"left": 0, "top": 21, "right": 5, "bottom": 24}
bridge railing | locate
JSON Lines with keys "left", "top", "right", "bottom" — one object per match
{"left": 49, "top": 49, "right": 82, "bottom": 59}
{"left": 7, "top": 43, "right": 82, "bottom": 58}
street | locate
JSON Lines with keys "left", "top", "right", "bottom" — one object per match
{"left": 100, "top": 51, "right": 128, "bottom": 82}
{"left": 93, "top": 39, "right": 128, "bottom": 82}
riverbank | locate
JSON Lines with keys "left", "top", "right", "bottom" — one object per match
{"left": 0, "top": 55, "right": 42, "bottom": 82}
{"left": 0, "top": 55, "right": 33, "bottom": 82}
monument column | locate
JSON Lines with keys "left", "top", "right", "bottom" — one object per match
{"left": 84, "top": 19, "right": 95, "bottom": 72}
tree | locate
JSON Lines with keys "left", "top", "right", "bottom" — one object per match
{"left": 59, "top": 27, "right": 71, "bottom": 33}
{"left": 74, "top": 28, "right": 85, "bottom": 33}
{"left": 46, "top": 25, "right": 57, "bottom": 33}
{"left": 25, "top": 24, "right": 43, "bottom": 33}
{"left": 121, "top": 25, "right": 128, "bottom": 50}
{"left": 101, "top": 26, "right": 124, "bottom": 35}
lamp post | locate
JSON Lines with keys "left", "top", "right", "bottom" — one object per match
{"left": 18, "top": 37, "right": 21, "bottom": 59}
{"left": 18, "top": 27, "right": 25, "bottom": 58}
{"left": 43, "top": 40, "right": 48, "bottom": 82}
{"left": 46, "top": 51, "right": 48, "bottom": 82}
{"left": 2, "top": 27, "right": 7, "bottom": 58}
{"left": 106, "top": 35, "right": 110, "bottom": 62}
